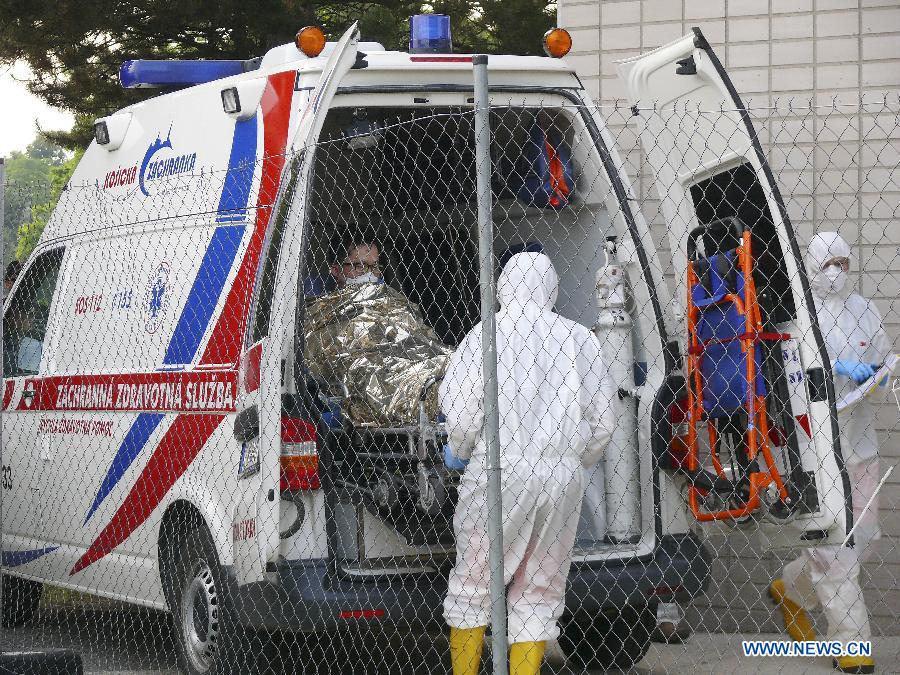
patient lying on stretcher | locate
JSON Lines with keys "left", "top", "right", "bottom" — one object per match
{"left": 303, "top": 237, "right": 451, "bottom": 427}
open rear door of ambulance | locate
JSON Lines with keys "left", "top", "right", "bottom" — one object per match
{"left": 232, "top": 23, "right": 360, "bottom": 585}
{"left": 616, "top": 29, "right": 853, "bottom": 547}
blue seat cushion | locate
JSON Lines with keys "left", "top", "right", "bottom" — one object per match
{"left": 692, "top": 252, "right": 766, "bottom": 418}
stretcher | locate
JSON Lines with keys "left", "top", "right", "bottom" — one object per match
{"left": 315, "top": 376, "right": 460, "bottom": 545}
{"left": 683, "top": 217, "right": 790, "bottom": 522}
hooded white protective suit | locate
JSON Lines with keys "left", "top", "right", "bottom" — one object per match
{"left": 781, "top": 232, "right": 889, "bottom": 645}
{"left": 440, "top": 252, "right": 615, "bottom": 643}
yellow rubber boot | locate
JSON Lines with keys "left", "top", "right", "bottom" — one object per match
{"left": 509, "top": 640, "right": 546, "bottom": 675}
{"left": 833, "top": 655, "right": 875, "bottom": 674}
{"left": 450, "top": 626, "right": 486, "bottom": 675}
{"left": 769, "top": 579, "right": 816, "bottom": 642}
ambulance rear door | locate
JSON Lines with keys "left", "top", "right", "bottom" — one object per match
{"left": 616, "top": 29, "right": 852, "bottom": 547}
{"left": 231, "top": 23, "right": 361, "bottom": 585}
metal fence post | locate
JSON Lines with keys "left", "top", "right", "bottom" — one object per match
{"left": 0, "top": 156, "right": 5, "bottom": 613}
{"left": 473, "top": 54, "right": 507, "bottom": 675}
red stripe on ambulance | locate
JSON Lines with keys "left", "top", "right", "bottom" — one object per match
{"left": 2, "top": 380, "right": 14, "bottom": 410}
{"left": 243, "top": 341, "right": 263, "bottom": 393}
{"left": 70, "top": 413, "right": 224, "bottom": 575}
{"left": 200, "top": 70, "right": 295, "bottom": 367}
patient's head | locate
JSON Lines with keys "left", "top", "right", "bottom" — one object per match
{"left": 329, "top": 234, "right": 381, "bottom": 288}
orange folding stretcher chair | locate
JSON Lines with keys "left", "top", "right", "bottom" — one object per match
{"left": 683, "top": 217, "right": 789, "bottom": 521}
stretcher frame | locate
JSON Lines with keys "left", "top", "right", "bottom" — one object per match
{"left": 316, "top": 376, "right": 460, "bottom": 546}
{"left": 684, "top": 219, "right": 790, "bottom": 522}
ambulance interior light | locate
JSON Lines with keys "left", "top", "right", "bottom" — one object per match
{"left": 342, "top": 109, "right": 382, "bottom": 150}
{"left": 409, "top": 14, "right": 452, "bottom": 54}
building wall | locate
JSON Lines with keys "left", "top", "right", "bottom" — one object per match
{"left": 557, "top": 0, "right": 900, "bottom": 636}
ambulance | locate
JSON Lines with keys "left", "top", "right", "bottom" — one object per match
{"left": 0, "top": 17, "right": 852, "bottom": 673}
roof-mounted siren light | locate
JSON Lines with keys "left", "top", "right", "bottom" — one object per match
{"left": 542, "top": 28, "right": 572, "bottom": 58}
{"left": 221, "top": 78, "right": 268, "bottom": 121}
{"left": 94, "top": 112, "right": 133, "bottom": 151}
{"left": 119, "top": 59, "right": 246, "bottom": 89}
{"left": 409, "top": 14, "right": 452, "bottom": 54}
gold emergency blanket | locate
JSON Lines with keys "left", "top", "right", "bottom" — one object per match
{"left": 304, "top": 283, "right": 451, "bottom": 426}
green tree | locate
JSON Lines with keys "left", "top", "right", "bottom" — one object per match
{"left": 2, "top": 135, "right": 69, "bottom": 265}
{"left": 3, "top": 152, "right": 50, "bottom": 268}
{"left": 1, "top": 1, "right": 556, "bottom": 149}
{"left": 14, "top": 150, "right": 82, "bottom": 262}
{"left": 24, "top": 135, "right": 67, "bottom": 165}
{"left": 4, "top": 153, "right": 49, "bottom": 187}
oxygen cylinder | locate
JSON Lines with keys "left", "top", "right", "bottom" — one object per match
{"left": 593, "top": 236, "right": 641, "bottom": 544}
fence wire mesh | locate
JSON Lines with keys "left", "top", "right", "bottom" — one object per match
{"left": 0, "top": 94, "right": 898, "bottom": 674}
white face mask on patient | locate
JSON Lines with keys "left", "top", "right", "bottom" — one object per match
{"left": 345, "top": 272, "right": 380, "bottom": 285}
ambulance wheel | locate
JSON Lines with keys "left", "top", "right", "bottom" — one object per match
{"left": 559, "top": 604, "right": 654, "bottom": 670}
{"left": 1, "top": 575, "right": 43, "bottom": 628}
{"left": 163, "top": 523, "right": 265, "bottom": 675}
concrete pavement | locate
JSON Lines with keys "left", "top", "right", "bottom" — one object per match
{"left": 2, "top": 602, "right": 898, "bottom": 673}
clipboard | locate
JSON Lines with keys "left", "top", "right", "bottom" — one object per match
{"left": 837, "top": 353, "right": 899, "bottom": 412}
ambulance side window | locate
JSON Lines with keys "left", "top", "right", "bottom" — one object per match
{"left": 251, "top": 157, "right": 301, "bottom": 343}
{"left": 251, "top": 219, "right": 284, "bottom": 343}
{"left": 3, "top": 248, "right": 65, "bottom": 377}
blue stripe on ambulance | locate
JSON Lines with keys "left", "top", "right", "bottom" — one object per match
{"left": 2, "top": 546, "right": 59, "bottom": 567}
{"left": 162, "top": 225, "right": 245, "bottom": 366}
{"left": 83, "top": 115, "right": 260, "bottom": 525}
{"left": 84, "top": 413, "right": 164, "bottom": 523}
{"left": 164, "top": 114, "right": 257, "bottom": 364}
{"left": 215, "top": 116, "right": 258, "bottom": 223}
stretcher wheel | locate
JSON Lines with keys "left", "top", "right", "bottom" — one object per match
{"left": 761, "top": 483, "right": 796, "bottom": 523}
{"left": 684, "top": 482, "right": 753, "bottom": 526}
{"left": 374, "top": 474, "right": 400, "bottom": 511}
{"left": 417, "top": 467, "right": 446, "bottom": 517}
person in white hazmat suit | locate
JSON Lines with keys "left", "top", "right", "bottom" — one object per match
{"left": 439, "top": 252, "right": 615, "bottom": 675}
{"left": 770, "top": 232, "right": 889, "bottom": 675}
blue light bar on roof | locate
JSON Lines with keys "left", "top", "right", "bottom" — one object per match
{"left": 119, "top": 60, "right": 246, "bottom": 89}
{"left": 409, "top": 14, "right": 452, "bottom": 54}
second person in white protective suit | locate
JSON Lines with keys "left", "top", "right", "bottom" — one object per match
{"left": 770, "top": 232, "right": 889, "bottom": 675}
{"left": 439, "top": 252, "right": 615, "bottom": 675}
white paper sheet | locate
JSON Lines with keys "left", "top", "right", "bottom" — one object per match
{"left": 836, "top": 353, "right": 899, "bottom": 411}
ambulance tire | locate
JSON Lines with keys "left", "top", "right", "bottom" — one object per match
{"left": 164, "top": 524, "right": 265, "bottom": 675}
{"left": 1, "top": 574, "right": 43, "bottom": 628}
{"left": 559, "top": 604, "right": 654, "bottom": 670}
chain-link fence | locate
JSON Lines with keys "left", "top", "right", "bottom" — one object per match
{"left": 0, "top": 91, "right": 898, "bottom": 674}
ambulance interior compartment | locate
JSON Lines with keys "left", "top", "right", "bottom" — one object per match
{"left": 298, "top": 102, "right": 652, "bottom": 564}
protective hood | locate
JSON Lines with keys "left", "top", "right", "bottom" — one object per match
{"left": 807, "top": 232, "right": 852, "bottom": 299}
{"left": 497, "top": 252, "right": 559, "bottom": 311}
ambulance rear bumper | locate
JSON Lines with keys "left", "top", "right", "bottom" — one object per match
{"left": 232, "top": 533, "right": 709, "bottom": 632}
{"left": 233, "top": 559, "right": 448, "bottom": 632}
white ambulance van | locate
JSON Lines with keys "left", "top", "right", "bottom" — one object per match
{"left": 0, "top": 20, "right": 852, "bottom": 674}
